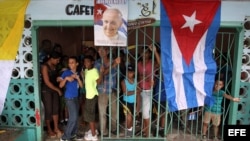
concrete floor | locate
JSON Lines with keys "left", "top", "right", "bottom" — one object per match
{"left": 0, "top": 126, "right": 218, "bottom": 141}
{"left": 42, "top": 123, "right": 207, "bottom": 141}
{"left": 0, "top": 128, "right": 23, "bottom": 141}
{"left": 0, "top": 117, "right": 221, "bottom": 141}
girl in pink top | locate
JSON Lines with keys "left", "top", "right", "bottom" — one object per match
{"left": 138, "top": 44, "right": 160, "bottom": 137}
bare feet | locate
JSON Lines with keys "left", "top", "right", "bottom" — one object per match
{"left": 47, "top": 131, "right": 56, "bottom": 138}
{"left": 54, "top": 129, "right": 63, "bottom": 137}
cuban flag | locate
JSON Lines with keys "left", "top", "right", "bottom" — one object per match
{"left": 161, "top": 0, "right": 221, "bottom": 112}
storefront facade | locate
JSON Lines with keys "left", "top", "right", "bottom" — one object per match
{"left": 0, "top": 0, "right": 250, "bottom": 141}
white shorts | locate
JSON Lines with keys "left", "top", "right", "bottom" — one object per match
{"left": 141, "top": 90, "right": 152, "bottom": 119}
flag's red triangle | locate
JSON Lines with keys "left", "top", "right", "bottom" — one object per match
{"left": 162, "top": 0, "right": 220, "bottom": 65}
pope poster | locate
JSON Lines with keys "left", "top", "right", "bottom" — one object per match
{"left": 94, "top": 0, "right": 128, "bottom": 47}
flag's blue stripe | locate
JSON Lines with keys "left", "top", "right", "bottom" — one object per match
{"left": 183, "top": 58, "right": 198, "bottom": 108}
{"left": 204, "top": 5, "right": 221, "bottom": 106}
{"left": 160, "top": 3, "right": 178, "bottom": 111}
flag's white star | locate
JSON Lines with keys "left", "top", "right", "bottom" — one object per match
{"left": 181, "top": 11, "right": 202, "bottom": 32}
{"left": 97, "top": 8, "right": 103, "bottom": 15}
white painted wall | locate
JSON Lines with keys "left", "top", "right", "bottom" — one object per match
{"left": 221, "top": 1, "right": 250, "bottom": 22}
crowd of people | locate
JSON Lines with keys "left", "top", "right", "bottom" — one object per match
{"left": 39, "top": 39, "right": 240, "bottom": 141}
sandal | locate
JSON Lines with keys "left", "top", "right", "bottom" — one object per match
{"left": 47, "top": 131, "right": 56, "bottom": 138}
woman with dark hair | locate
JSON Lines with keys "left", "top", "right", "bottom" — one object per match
{"left": 41, "top": 51, "right": 63, "bottom": 138}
